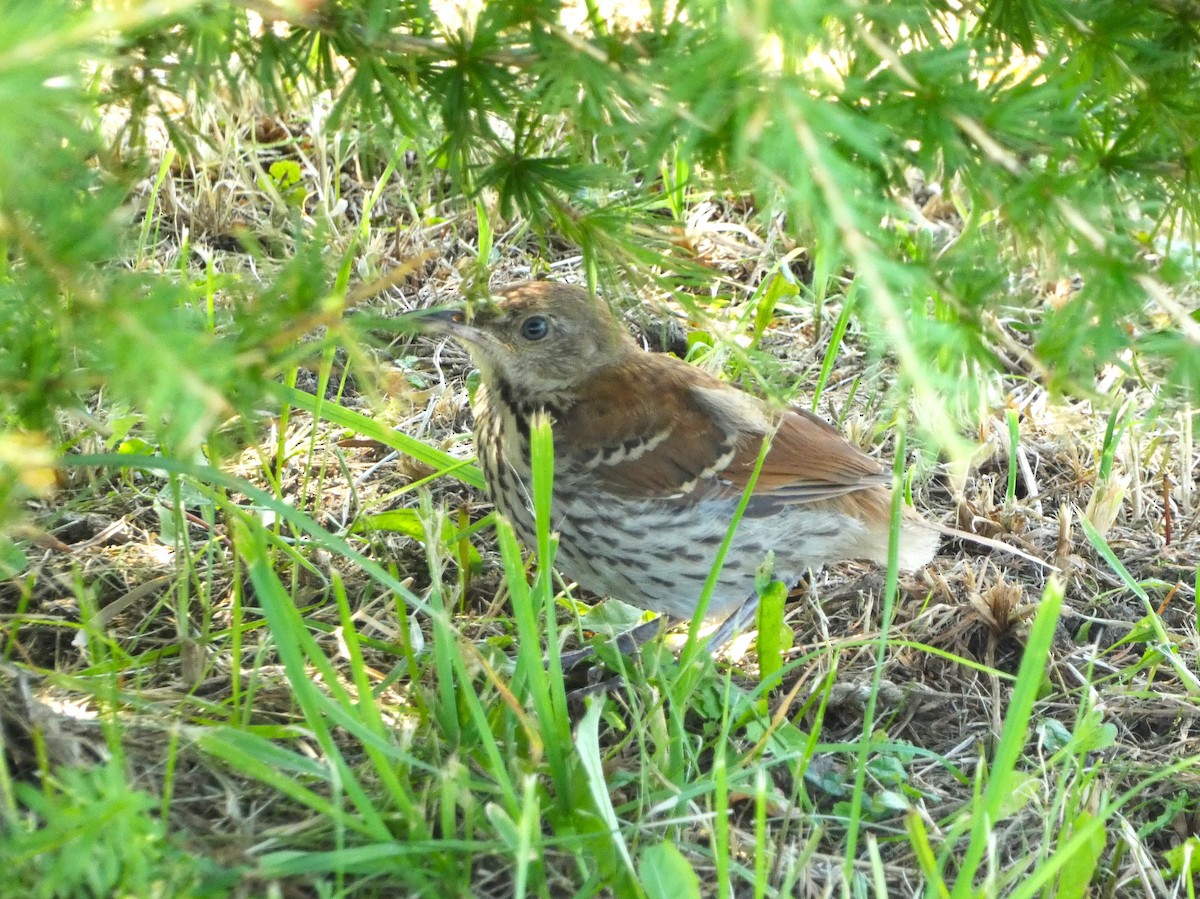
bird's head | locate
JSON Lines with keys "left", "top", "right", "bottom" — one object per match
{"left": 414, "top": 281, "right": 636, "bottom": 400}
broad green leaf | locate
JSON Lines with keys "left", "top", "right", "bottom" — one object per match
{"left": 1163, "top": 835, "right": 1200, "bottom": 877}
{"left": 0, "top": 537, "right": 28, "bottom": 577}
{"left": 640, "top": 841, "right": 702, "bottom": 899}
{"left": 1056, "top": 811, "right": 1105, "bottom": 899}
{"left": 575, "top": 597, "right": 654, "bottom": 635}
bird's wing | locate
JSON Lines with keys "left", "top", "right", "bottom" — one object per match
{"left": 694, "top": 386, "right": 891, "bottom": 501}
{"left": 555, "top": 356, "right": 889, "bottom": 504}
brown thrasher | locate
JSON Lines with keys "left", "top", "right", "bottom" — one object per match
{"left": 416, "top": 280, "right": 939, "bottom": 646}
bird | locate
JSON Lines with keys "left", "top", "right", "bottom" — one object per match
{"left": 414, "top": 280, "right": 940, "bottom": 648}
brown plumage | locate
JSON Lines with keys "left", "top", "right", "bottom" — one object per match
{"left": 415, "top": 280, "right": 939, "bottom": 643}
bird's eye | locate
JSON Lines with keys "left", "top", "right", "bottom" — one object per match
{"left": 519, "top": 315, "right": 550, "bottom": 341}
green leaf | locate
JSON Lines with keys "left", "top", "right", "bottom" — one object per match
{"left": 352, "top": 508, "right": 482, "bottom": 573}
{"left": 153, "top": 478, "right": 216, "bottom": 544}
{"left": 475, "top": 197, "right": 494, "bottom": 263}
{"left": 994, "top": 772, "right": 1039, "bottom": 818}
{"left": 744, "top": 715, "right": 809, "bottom": 758}
{"left": 268, "top": 159, "right": 302, "bottom": 190}
{"left": 117, "top": 437, "right": 155, "bottom": 455}
{"left": 485, "top": 803, "right": 521, "bottom": 853}
{"left": 685, "top": 329, "right": 713, "bottom": 352}
{"left": 640, "top": 841, "right": 702, "bottom": 899}
{"left": 753, "top": 549, "right": 776, "bottom": 595}
{"left": 1163, "top": 837, "right": 1200, "bottom": 877}
{"left": 575, "top": 598, "right": 654, "bottom": 635}
{"left": 866, "top": 755, "right": 906, "bottom": 786}
{"left": 754, "top": 578, "right": 791, "bottom": 692}
{"left": 0, "top": 537, "right": 28, "bottom": 577}
{"left": 1112, "top": 614, "right": 1163, "bottom": 646}
{"left": 1074, "top": 718, "right": 1117, "bottom": 754}
{"left": 873, "top": 790, "right": 910, "bottom": 814}
{"left": 1037, "top": 719, "right": 1072, "bottom": 753}
{"left": 576, "top": 699, "right": 635, "bottom": 879}
{"left": 751, "top": 271, "right": 799, "bottom": 346}
{"left": 465, "top": 369, "right": 482, "bottom": 404}
{"left": 352, "top": 508, "right": 428, "bottom": 539}
{"left": 260, "top": 159, "right": 306, "bottom": 207}
{"left": 1057, "top": 811, "right": 1105, "bottom": 899}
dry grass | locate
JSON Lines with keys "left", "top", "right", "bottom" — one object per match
{"left": 3, "top": 92, "right": 1199, "bottom": 898}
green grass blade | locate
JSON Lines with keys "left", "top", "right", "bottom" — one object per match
{"left": 812, "top": 288, "right": 855, "bottom": 410}
{"left": 1079, "top": 513, "right": 1200, "bottom": 694}
{"left": 1005, "top": 407, "right": 1020, "bottom": 508}
{"left": 577, "top": 699, "right": 637, "bottom": 884}
{"left": 271, "top": 381, "right": 486, "bottom": 491}
{"left": 62, "top": 453, "right": 438, "bottom": 621}
{"left": 233, "top": 517, "right": 393, "bottom": 840}
{"left": 950, "top": 576, "right": 1065, "bottom": 896}
{"left": 529, "top": 413, "right": 570, "bottom": 741}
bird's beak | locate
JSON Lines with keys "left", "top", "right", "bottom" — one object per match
{"left": 407, "top": 306, "right": 469, "bottom": 338}
{"left": 407, "top": 301, "right": 502, "bottom": 353}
